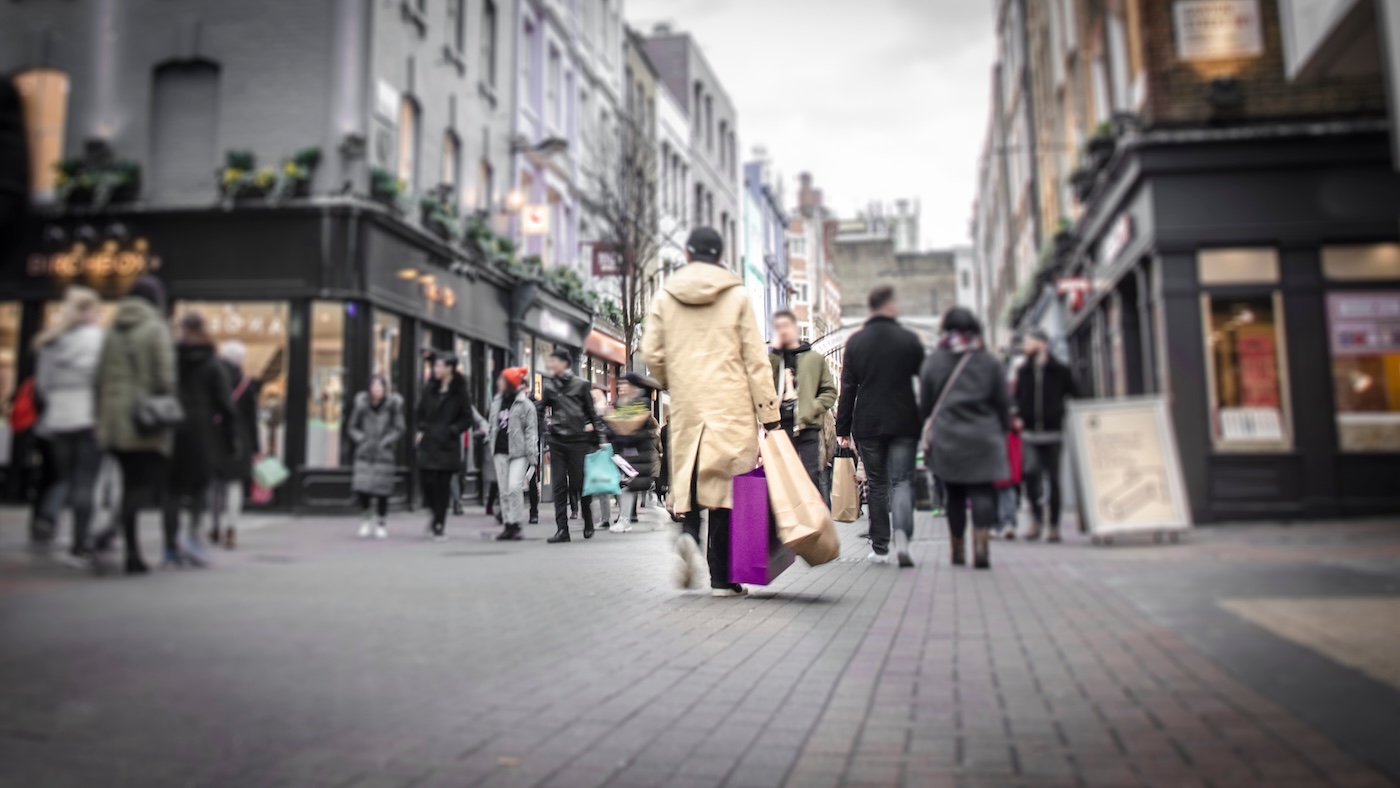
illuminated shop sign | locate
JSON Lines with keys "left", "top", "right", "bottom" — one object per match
{"left": 28, "top": 238, "right": 163, "bottom": 286}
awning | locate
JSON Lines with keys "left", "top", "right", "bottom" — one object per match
{"left": 585, "top": 328, "right": 627, "bottom": 366}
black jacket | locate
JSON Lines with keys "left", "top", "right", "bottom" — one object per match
{"left": 216, "top": 358, "right": 261, "bottom": 482}
{"left": 539, "top": 372, "right": 603, "bottom": 444}
{"left": 416, "top": 372, "right": 470, "bottom": 471}
{"left": 169, "top": 343, "right": 236, "bottom": 494}
{"left": 919, "top": 348, "right": 1010, "bottom": 485}
{"left": 1013, "top": 354, "right": 1079, "bottom": 435}
{"left": 835, "top": 316, "right": 926, "bottom": 440}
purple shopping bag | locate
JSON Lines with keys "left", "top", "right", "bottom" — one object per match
{"left": 730, "top": 467, "right": 796, "bottom": 586}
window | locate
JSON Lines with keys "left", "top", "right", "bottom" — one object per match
{"left": 522, "top": 20, "right": 536, "bottom": 111}
{"left": 374, "top": 309, "right": 403, "bottom": 402}
{"left": 0, "top": 303, "right": 19, "bottom": 465}
{"left": 477, "top": 158, "right": 494, "bottom": 212}
{"left": 705, "top": 96, "right": 714, "bottom": 151}
{"left": 452, "top": 0, "right": 466, "bottom": 52}
{"left": 1327, "top": 291, "right": 1400, "bottom": 451}
{"left": 660, "top": 144, "right": 670, "bottom": 213}
{"left": 795, "top": 283, "right": 809, "bottom": 303}
{"left": 693, "top": 81, "right": 704, "bottom": 131}
{"left": 442, "top": 131, "right": 460, "bottom": 195}
{"left": 307, "top": 302, "right": 347, "bottom": 468}
{"left": 481, "top": 1, "right": 498, "bottom": 87}
{"left": 789, "top": 235, "right": 806, "bottom": 258}
{"left": 150, "top": 61, "right": 220, "bottom": 204}
{"left": 694, "top": 183, "right": 704, "bottom": 227}
{"left": 546, "top": 48, "right": 561, "bottom": 130}
{"left": 718, "top": 120, "right": 728, "bottom": 169}
{"left": 1203, "top": 294, "right": 1291, "bottom": 450}
{"left": 14, "top": 69, "right": 69, "bottom": 199}
{"left": 398, "top": 96, "right": 420, "bottom": 193}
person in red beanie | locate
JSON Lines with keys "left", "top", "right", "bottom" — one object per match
{"left": 486, "top": 366, "right": 538, "bottom": 541}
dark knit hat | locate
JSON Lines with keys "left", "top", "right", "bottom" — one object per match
{"left": 620, "top": 371, "right": 658, "bottom": 391}
{"left": 941, "top": 306, "right": 982, "bottom": 336}
{"left": 550, "top": 347, "right": 573, "bottom": 364}
{"left": 685, "top": 226, "right": 724, "bottom": 264}
{"left": 127, "top": 275, "right": 166, "bottom": 311}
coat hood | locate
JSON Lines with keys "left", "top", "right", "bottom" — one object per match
{"left": 42, "top": 323, "right": 103, "bottom": 366}
{"left": 176, "top": 342, "right": 217, "bottom": 369}
{"left": 663, "top": 263, "right": 742, "bottom": 306}
{"left": 112, "top": 297, "right": 159, "bottom": 331}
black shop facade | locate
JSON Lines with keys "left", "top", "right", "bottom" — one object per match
{"left": 1035, "top": 122, "right": 1400, "bottom": 524}
{"left": 0, "top": 201, "right": 592, "bottom": 511}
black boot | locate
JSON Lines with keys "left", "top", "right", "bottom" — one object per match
{"left": 547, "top": 528, "right": 571, "bottom": 543}
{"left": 452, "top": 499, "right": 464, "bottom": 516}
{"left": 583, "top": 523, "right": 595, "bottom": 539}
{"left": 496, "top": 524, "right": 523, "bottom": 541}
{"left": 125, "top": 554, "right": 150, "bottom": 575}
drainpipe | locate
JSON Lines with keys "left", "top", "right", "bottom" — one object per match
{"left": 326, "top": 0, "right": 371, "bottom": 195}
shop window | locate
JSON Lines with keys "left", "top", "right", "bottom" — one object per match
{"left": 173, "top": 301, "right": 291, "bottom": 463}
{"left": 307, "top": 302, "right": 346, "bottom": 468}
{"left": 373, "top": 309, "right": 403, "bottom": 400}
{"left": 13, "top": 68, "right": 69, "bottom": 199}
{"left": 0, "top": 303, "right": 20, "bottom": 465}
{"left": 42, "top": 300, "right": 117, "bottom": 329}
{"left": 1203, "top": 294, "right": 1292, "bottom": 450}
{"left": 150, "top": 60, "right": 220, "bottom": 204}
{"left": 1323, "top": 245, "right": 1400, "bottom": 281}
{"left": 1327, "top": 292, "right": 1400, "bottom": 451}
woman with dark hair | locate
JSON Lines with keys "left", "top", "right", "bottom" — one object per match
{"left": 348, "top": 373, "right": 404, "bottom": 539}
{"left": 416, "top": 352, "right": 470, "bottom": 540}
{"left": 918, "top": 306, "right": 1011, "bottom": 569}
{"left": 163, "top": 311, "right": 236, "bottom": 567}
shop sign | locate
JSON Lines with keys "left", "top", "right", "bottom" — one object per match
{"left": 538, "top": 307, "right": 575, "bottom": 344}
{"left": 1057, "top": 277, "right": 1093, "bottom": 312}
{"left": 1173, "top": 0, "right": 1264, "bottom": 61}
{"left": 591, "top": 242, "right": 627, "bottom": 277}
{"left": 1097, "top": 213, "right": 1133, "bottom": 268}
{"left": 1066, "top": 397, "right": 1193, "bottom": 537}
{"left": 375, "top": 80, "right": 399, "bottom": 122}
{"left": 1328, "top": 292, "right": 1400, "bottom": 356}
{"left": 521, "top": 205, "right": 549, "bottom": 236}
{"left": 28, "top": 239, "right": 162, "bottom": 293}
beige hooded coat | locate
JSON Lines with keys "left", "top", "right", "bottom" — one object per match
{"left": 643, "top": 263, "right": 780, "bottom": 513}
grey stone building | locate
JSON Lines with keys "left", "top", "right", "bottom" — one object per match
{"left": 831, "top": 238, "right": 958, "bottom": 322}
{"left": 641, "top": 24, "right": 739, "bottom": 271}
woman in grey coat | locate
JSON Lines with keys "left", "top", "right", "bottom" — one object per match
{"left": 486, "top": 367, "right": 537, "bottom": 541}
{"left": 918, "top": 307, "right": 1010, "bottom": 570}
{"left": 348, "top": 374, "right": 405, "bottom": 539}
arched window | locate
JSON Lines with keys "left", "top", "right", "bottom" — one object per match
{"left": 14, "top": 68, "right": 70, "bottom": 199}
{"left": 398, "top": 96, "right": 420, "bottom": 193}
{"left": 442, "top": 130, "right": 460, "bottom": 196}
{"left": 150, "top": 60, "right": 221, "bottom": 204}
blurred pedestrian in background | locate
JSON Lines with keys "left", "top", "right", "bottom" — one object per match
{"left": 539, "top": 348, "right": 604, "bottom": 543}
{"left": 416, "top": 351, "right": 470, "bottom": 540}
{"left": 32, "top": 285, "right": 104, "bottom": 565}
{"left": 836, "top": 286, "right": 926, "bottom": 567}
{"left": 210, "top": 340, "right": 260, "bottom": 549}
{"left": 920, "top": 307, "right": 1010, "bottom": 570}
{"left": 348, "top": 373, "right": 404, "bottom": 539}
{"left": 93, "top": 275, "right": 177, "bottom": 575}
{"left": 163, "top": 311, "right": 235, "bottom": 568}
{"left": 643, "top": 226, "right": 781, "bottom": 597}
{"left": 1014, "top": 328, "right": 1079, "bottom": 542}
{"left": 590, "top": 386, "right": 614, "bottom": 527}
{"left": 606, "top": 372, "right": 659, "bottom": 532}
{"left": 769, "top": 309, "right": 838, "bottom": 498}
{"left": 487, "top": 366, "right": 536, "bottom": 541}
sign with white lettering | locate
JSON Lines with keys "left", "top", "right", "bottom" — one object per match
{"left": 1066, "top": 396, "right": 1193, "bottom": 537}
{"left": 1098, "top": 213, "right": 1133, "bottom": 268}
{"left": 1173, "top": 0, "right": 1264, "bottom": 61}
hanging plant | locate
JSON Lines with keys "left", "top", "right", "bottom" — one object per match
{"left": 419, "top": 184, "right": 462, "bottom": 242}
{"left": 56, "top": 157, "right": 140, "bottom": 209}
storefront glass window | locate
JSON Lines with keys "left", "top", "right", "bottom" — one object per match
{"left": 0, "top": 303, "right": 21, "bottom": 465}
{"left": 1204, "top": 294, "right": 1291, "bottom": 450}
{"left": 373, "top": 310, "right": 402, "bottom": 398}
{"left": 173, "top": 301, "right": 291, "bottom": 461}
{"left": 307, "top": 302, "right": 346, "bottom": 468}
{"left": 43, "top": 300, "right": 117, "bottom": 329}
{"left": 1327, "top": 292, "right": 1400, "bottom": 451}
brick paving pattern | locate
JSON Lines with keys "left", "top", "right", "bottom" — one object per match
{"left": 1, "top": 507, "right": 1397, "bottom": 788}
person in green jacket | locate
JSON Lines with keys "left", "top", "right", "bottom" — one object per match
{"left": 92, "top": 275, "right": 177, "bottom": 575}
{"left": 769, "top": 309, "right": 838, "bottom": 497}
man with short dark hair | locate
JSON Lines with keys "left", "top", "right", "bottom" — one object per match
{"left": 770, "top": 309, "right": 837, "bottom": 495}
{"left": 1014, "top": 328, "right": 1079, "bottom": 542}
{"left": 836, "top": 286, "right": 925, "bottom": 565}
{"left": 539, "top": 348, "right": 605, "bottom": 543}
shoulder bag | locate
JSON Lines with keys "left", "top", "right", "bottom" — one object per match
{"left": 920, "top": 353, "right": 973, "bottom": 455}
{"left": 122, "top": 332, "right": 184, "bottom": 435}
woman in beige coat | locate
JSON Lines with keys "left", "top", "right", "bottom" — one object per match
{"left": 643, "top": 227, "right": 780, "bottom": 596}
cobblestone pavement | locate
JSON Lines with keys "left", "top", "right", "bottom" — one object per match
{"left": 1, "top": 505, "right": 1398, "bottom": 788}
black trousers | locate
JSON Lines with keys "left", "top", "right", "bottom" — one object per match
{"left": 357, "top": 492, "right": 388, "bottom": 518}
{"left": 527, "top": 474, "right": 539, "bottom": 518}
{"left": 549, "top": 440, "right": 594, "bottom": 532}
{"left": 100, "top": 451, "right": 167, "bottom": 562}
{"left": 945, "top": 482, "right": 998, "bottom": 539}
{"left": 1023, "top": 441, "right": 1063, "bottom": 527}
{"left": 787, "top": 426, "right": 824, "bottom": 502}
{"left": 420, "top": 469, "right": 454, "bottom": 533}
{"left": 680, "top": 469, "right": 732, "bottom": 589}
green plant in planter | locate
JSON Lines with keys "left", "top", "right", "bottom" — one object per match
{"left": 507, "top": 254, "right": 543, "bottom": 281}
{"left": 419, "top": 185, "right": 462, "bottom": 242}
{"left": 55, "top": 157, "right": 140, "bottom": 209}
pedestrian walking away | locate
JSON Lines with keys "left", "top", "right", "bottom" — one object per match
{"left": 31, "top": 285, "right": 105, "bottom": 566}
{"left": 210, "top": 339, "right": 261, "bottom": 550}
{"left": 162, "top": 311, "right": 236, "bottom": 568}
{"left": 92, "top": 275, "right": 178, "bottom": 575}
{"left": 538, "top": 348, "right": 605, "bottom": 543}
{"left": 606, "top": 372, "right": 660, "bottom": 533}
{"left": 417, "top": 351, "right": 471, "bottom": 540}
{"left": 643, "top": 226, "right": 781, "bottom": 597}
{"left": 835, "top": 285, "right": 926, "bottom": 568}
{"left": 769, "top": 309, "right": 838, "bottom": 498}
{"left": 348, "top": 374, "right": 404, "bottom": 539}
{"left": 487, "top": 367, "right": 538, "bottom": 541}
{"left": 920, "top": 307, "right": 1011, "bottom": 569}
{"left": 1014, "top": 327, "right": 1079, "bottom": 542}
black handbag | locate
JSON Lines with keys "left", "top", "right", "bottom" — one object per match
{"left": 122, "top": 333, "right": 184, "bottom": 435}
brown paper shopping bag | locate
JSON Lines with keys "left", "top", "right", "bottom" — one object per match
{"left": 830, "top": 447, "right": 860, "bottom": 523}
{"left": 760, "top": 430, "right": 841, "bottom": 566}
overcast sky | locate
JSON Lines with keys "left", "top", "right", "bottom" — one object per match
{"left": 627, "top": 0, "right": 996, "bottom": 250}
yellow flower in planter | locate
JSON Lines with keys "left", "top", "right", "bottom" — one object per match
{"left": 254, "top": 167, "right": 277, "bottom": 188}
{"left": 221, "top": 168, "right": 246, "bottom": 187}
{"left": 283, "top": 162, "right": 307, "bottom": 179}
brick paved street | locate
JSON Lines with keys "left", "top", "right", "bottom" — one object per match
{"left": 2, "top": 506, "right": 1398, "bottom": 788}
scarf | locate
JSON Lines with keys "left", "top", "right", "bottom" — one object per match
{"left": 939, "top": 330, "right": 984, "bottom": 354}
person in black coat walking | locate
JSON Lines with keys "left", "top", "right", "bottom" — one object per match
{"left": 538, "top": 348, "right": 605, "bottom": 543}
{"left": 164, "top": 312, "right": 236, "bottom": 567}
{"left": 210, "top": 340, "right": 261, "bottom": 550}
{"left": 417, "top": 352, "right": 470, "bottom": 539}
{"left": 919, "top": 307, "right": 1011, "bottom": 569}
{"left": 835, "top": 286, "right": 926, "bottom": 566}
{"left": 1013, "top": 328, "right": 1080, "bottom": 542}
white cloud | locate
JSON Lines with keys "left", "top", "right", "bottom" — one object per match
{"left": 627, "top": 0, "right": 996, "bottom": 249}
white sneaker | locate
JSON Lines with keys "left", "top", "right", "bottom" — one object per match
{"left": 710, "top": 584, "right": 748, "bottom": 598}
{"left": 894, "top": 530, "right": 914, "bottom": 568}
{"left": 612, "top": 522, "right": 633, "bottom": 533}
{"left": 374, "top": 524, "right": 388, "bottom": 540}
{"left": 357, "top": 520, "right": 372, "bottom": 539}
{"left": 675, "top": 533, "right": 703, "bottom": 589}
{"left": 868, "top": 551, "right": 891, "bottom": 565}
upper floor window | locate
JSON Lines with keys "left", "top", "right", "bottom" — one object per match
{"left": 718, "top": 120, "right": 728, "bottom": 169}
{"left": 13, "top": 68, "right": 69, "bottom": 200}
{"left": 482, "top": 1, "right": 498, "bottom": 87}
{"left": 452, "top": 0, "right": 466, "bottom": 53}
{"left": 398, "top": 96, "right": 420, "bottom": 193}
{"left": 693, "top": 81, "right": 704, "bottom": 131}
{"left": 522, "top": 20, "right": 536, "bottom": 110}
{"left": 477, "top": 158, "right": 494, "bottom": 212}
{"left": 788, "top": 235, "right": 806, "bottom": 258}
{"left": 705, "top": 96, "right": 714, "bottom": 152}
{"left": 442, "top": 130, "right": 460, "bottom": 195}
{"left": 547, "top": 47, "right": 562, "bottom": 130}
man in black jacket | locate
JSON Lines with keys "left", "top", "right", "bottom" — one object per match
{"left": 835, "top": 286, "right": 926, "bottom": 565}
{"left": 539, "top": 348, "right": 605, "bottom": 542}
{"left": 1013, "top": 328, "right": 1079, "bottom": 542}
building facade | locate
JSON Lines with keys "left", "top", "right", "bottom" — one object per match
{"left": 788, "top": 172, "right": 840, "bottom": 342}
{"left": 743, "top": 153, "right": 788, "bottom": 338}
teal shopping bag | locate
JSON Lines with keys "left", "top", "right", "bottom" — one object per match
{"left": 582, "top": 445, "right": 622, "bottom": 497}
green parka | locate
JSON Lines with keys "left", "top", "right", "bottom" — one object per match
{"left": 95, "top": 297, "right": 177, "bottom": 455}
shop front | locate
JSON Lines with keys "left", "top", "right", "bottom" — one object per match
{"left": 584, "top": 325, "right": 627, "bottom": 403}
{"left": 1059, "top": 125, "right": 1400, "bottom": 522}
{"left": 510, "top": 286, "right": 592, "bottom": 504}
{"left": 0, "top": 203, "right": 515, "bottom": 511}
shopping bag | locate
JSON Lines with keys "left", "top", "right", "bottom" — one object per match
{"left": 830, "top": 448, "right": 860, "bottom": 523}
{"left": 760, "top": 430, "right": 840, "bottom": 566}
{"left": 582, "top": 445, "right": 621, "bottom": 497}
{"left": 915, "top": 467, "right": 934, "bottom": 511}
{"left": 998, "top": 431, "right": 1023, "bottom": 488}
{"left": 253, "top": 455, "right": 290, "bottom": 490}
{"left": 250, "top": 483, "right": 273, "bottom": 505}
{"left": 730, "top": 467, "right": 796, "bottom": 585}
